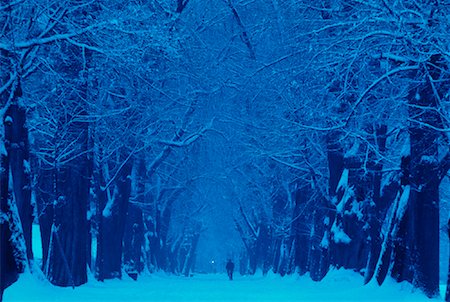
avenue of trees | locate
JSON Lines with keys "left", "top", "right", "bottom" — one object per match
{"left": 1, "top": 0, "right": 450, "bottom": 300}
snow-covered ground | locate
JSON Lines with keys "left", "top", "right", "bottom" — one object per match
{"left": 4, "top": 269, "right": 443, "bottom": 301}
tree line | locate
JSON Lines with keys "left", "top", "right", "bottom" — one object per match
{"left": 1, "top": 0, "right": 450, "bottom": 300}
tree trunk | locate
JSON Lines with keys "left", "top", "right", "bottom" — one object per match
{"left": 123, "top": 205, "right": 144, "bottom": 278}
{"left": 391, "top": 56, "right": 445, "bottom": 297}
{"left": 1, "top": 82, "right": 28, "bottom": 298}
{"left": 35, "top": 164, "right": 54, "bottom": 271}
{"left": 364, "top": 125, "right": 394, "bottom": 284}
{"left": 309, "top": 204, "right": 331, "bottom": 281}
{"left": 46, "top": 115, "right": 90, "bottom": 287}
{"left": 4, "top": 102, "right": 33, "bottom": 262}
{"left": 293, "top": 185, "right": 312, "bottom": 275}
{"left": 182, "top": 232, "right": 200, "bottom": 277}
{"left": 97, "top": 157, "right": 132, "bottom": 279}
{"left": 331, "top": 144, "right": 373, "bottom": 272}
{"left": 1, "top": 32, "right": 28, "bottom": 296}
{"left": 124, "top": 157, "right": 146, "bottom": 279}
{"left": 446, "top": 217, "right": 450, "bottom": 301}
{"left": 309, "top": 130, "right": 343, "bottom": 281}
{"left": 93, "top": 155, "right": 107, "bottom": 281}
{"left": 0, "top": 131, "right": 19, "bottom": 300}
{"left": 374, "top": 155, "right": 409, "bottom": 285}
{"left": 404, "top": 58, "right": 443, "bottom": 297}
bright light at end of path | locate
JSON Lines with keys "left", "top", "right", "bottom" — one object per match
{"left": 211, "top": 260, "right": 215, "bottom": 264}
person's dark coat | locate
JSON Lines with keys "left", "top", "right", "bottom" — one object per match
{"left": 226, "top": 260, "right": 234, "bottom": 280}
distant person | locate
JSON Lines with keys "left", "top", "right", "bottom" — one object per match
{"left": 226, "top": 259, "right": 234, "bottom": 280}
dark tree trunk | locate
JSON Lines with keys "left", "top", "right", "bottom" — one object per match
{"left": 308, "top": 206, "right": 329, "bottom": 281}
{"left": 146, "top": 213, "right": 161, "bottom": 272}
{"left": 293, "top": 185, "right": 312, "bottom": 276}
{"left": 269, "top": 184, "right": 296, "bottom": 276}
{"left": 446, "top": 218, "right": 450, "bottom": 302}
{"left": 364, "top": 125, "right": 393, "bottom": 284}
{"left": 123, "top": 205, "right": 144, "bottom": 278}
{"left": 35, "top": 165, "right": 54, "bottom": 271}
{"left": 372, "top": 57, "right": 447, "bottom": 298}
{"left": 93, "top": 156, "right": 107, "bottom": 281}
{"left": 182, "top": 232, "right": 200, "bottom": 277}
{"left": 86, "top": 128, "right": 94, "bottom": 271}
{"left": 46, "top": 114, "right": 90, "bottom": 287}
{"left": 399, "top": 57, "right": 443, "bottom": 297}
{"left": 1, "top": 27, "right": 28, "bottom": 295}
{"left": 385, "top": 56, "right": 445, "bottom": 297}
{"left": 0, "top": 132, "right": 19, "bottom": 300}
{"left": 375, "top": 156, "right": 409, "bottom": 285}
{"left": 331, "top": 148, "right": 372, "bottom": 272}
{"left": 4, "top": 102, "right": 33, "bottom": 262}
{"left": 309, "top": 130, "right": 343, "bottom": 281}
{"left": 237, "top": 221, "right": 269, "bottom": 275}
{"left": 97, "top": 157, "right": 132, "bottom": 280}
{"left": 390, "top": 187, "right": 414, "bottom": 284}
{"left": 1, "top": 82, "right": 27, "bottom": 298}
{"left": 256, "top": 223, "right": 270, "bottom": 273}
{"left": 146, "top": 186, "right": 183, "bottom": 272}
{"left": 146, "top": 204, "right": 170, "bottom": 272}
{"left": 155, "top": 207, "right": 171, "bottom": 271}
{"left": 270, "top": 237, "right": 282, "bottom": 275}
{"left": 41, "top": 40, "right": 93, "bottom": 285}
{"left": 124, "top": 157, "right": 146, "bottom": 278}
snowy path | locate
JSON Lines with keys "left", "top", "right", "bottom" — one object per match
{"left": 4, "top": 270, "right": 442, "bottom": 301}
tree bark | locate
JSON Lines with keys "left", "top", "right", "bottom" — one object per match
{"left": 309, "top": 130, "right": 343, "bottom": 281}
{"left": 330, "top": 154, "right": 370, "bottom": 271}
{"left": 1, "top": 82, "right": 28, "bottom": 298}
{"left": 391, "top": 56, "right": 445, "bottom": 297}
{"left": 46, "top": 114, "right": 90, "bottom": 287}
{"left": 293, "top": 184, "right": 312, "bottom": 276}
{"left": 96, "top": 157, "right": 132, "bottom": 280}
{"left": 124, "top": 157, "right": 146, "bottom": 279}
{"left": 364, "top": 125, "right": 392, "bottom": 284}
{"left": 446, "top": 218, "right": 450, "bottom": 301}
{"left": 4, "top": 101, "right": 33, "bottom": 262}
{"left": 404, "top": 58, "right": 442, "bottom": 297}
{"left": 123, "top": 205, "right": 144, "bottom": 278}
{"left": 0, "top": 130, "right": 19, "bottom": 300}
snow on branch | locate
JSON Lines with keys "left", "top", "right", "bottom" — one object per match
{"left": 344, "top": 65, "right": 420, "bottom": 126}
{"left": 0, "top": 22, "right": 108, "bottom": 52}
{"left": 438, "top": 152, "right": 450, "bottom": 181}
{"left": 331, "top": 221, "right": 351, "bottom": 244}
{"left": 158, "top": 119, "right": 214, "bottom": 147}
{"left": 268, "top": 155, "right": 310, "bottom": 173}
{"left": 102, "top": 145, "right": 137, "bottom": 192}
{"left": 0, "top": 0, "right": 23, "bottom": 11}
{"left": 237, "top": 203, "right": 258, "bottom": 239}
{"left": 66, "top": 38, "right": 108, "bottom": 55}
{"left": 226, "top": 0, "right": 255, "bottom": 59}
{"left": 176, "top": 0, "right": 190, "bottom": 13}
{"left": 0, "top": 72, "right": 18, "bottom": 101}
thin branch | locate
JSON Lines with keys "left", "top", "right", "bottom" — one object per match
{"left": 225, "top": 0, "right": 256, "bottom": 59}
{"left": 344, "top": 65, "right": 420, "bottom": 126}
